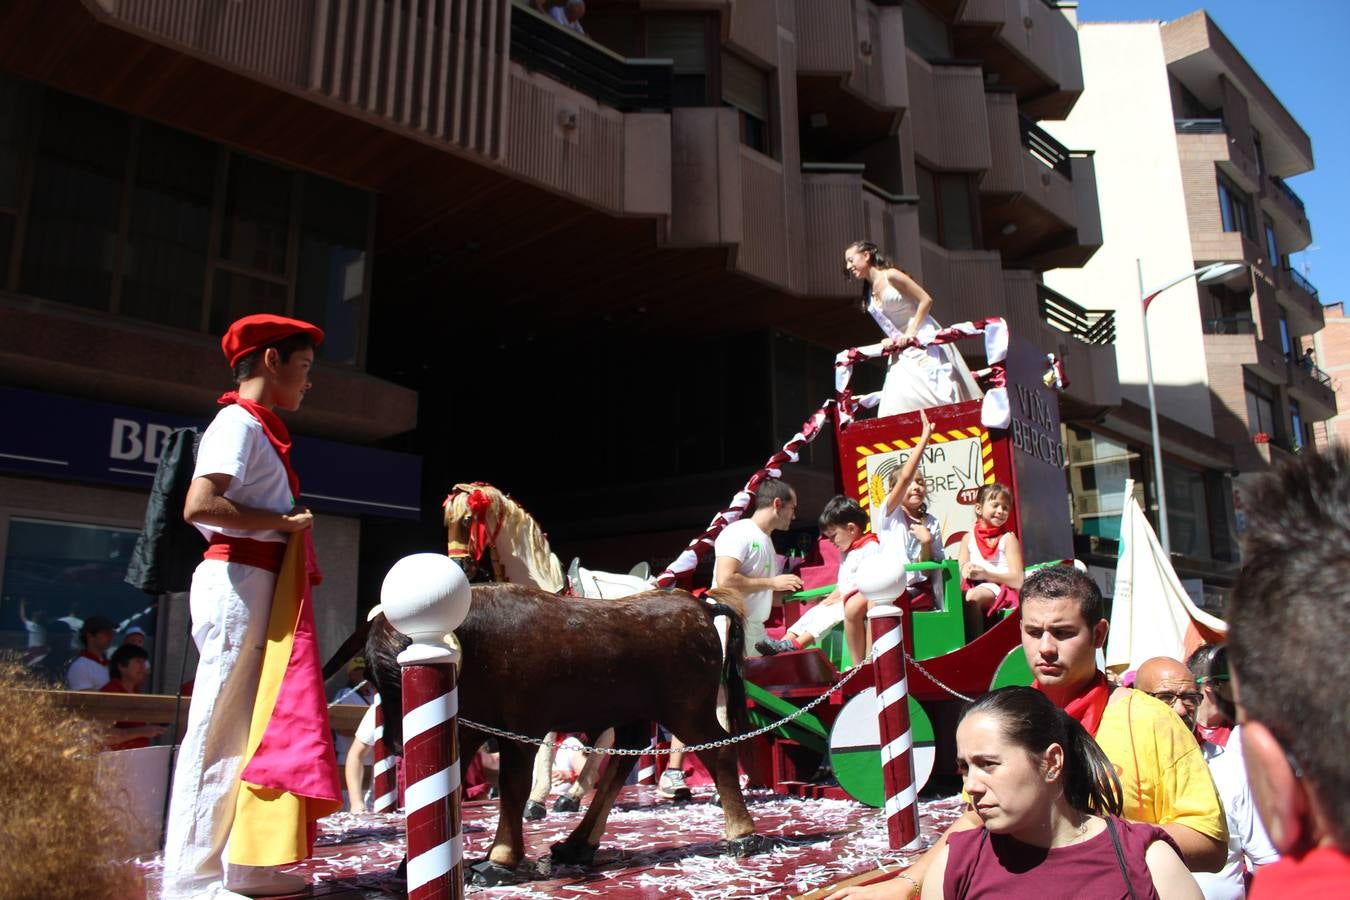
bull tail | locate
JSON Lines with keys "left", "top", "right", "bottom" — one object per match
{"left": 703, "top": 588, "right": 747, "bottom": 736}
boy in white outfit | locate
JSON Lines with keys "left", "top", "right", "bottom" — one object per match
{"left": 161, "top": 314, "right": 325, "bottom": 900}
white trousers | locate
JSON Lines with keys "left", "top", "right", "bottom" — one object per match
{"left": 161, "top": 560, "right": 274, "bottom": 898}
{"left": 790, "top": 600, "right": 847, "bottom": 643}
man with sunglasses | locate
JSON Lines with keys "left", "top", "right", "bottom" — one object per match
{"left": 1227, "top": 447, "right": 1350, "bottom": 898}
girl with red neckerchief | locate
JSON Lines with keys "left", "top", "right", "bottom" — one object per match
{"left": 957, "top": 483, "right": 1024, "bottom": 637}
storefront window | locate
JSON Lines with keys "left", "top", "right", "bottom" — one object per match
{"left": 1163, "top": 462, "right": 1212, "bottom": 559}
{"left": 0, "top": 518, "right": 155, "bottom": 686}
{"left": 1065, "top": 427, "right": 1147, "bottom": 545}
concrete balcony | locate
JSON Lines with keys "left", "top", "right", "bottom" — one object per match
{"left": 1274, "top": 266, "right": 1325, "bottom": 336}
{"left": 953, "top": 0, "right": 1084, "bottom": 119}
{"left": 1174, "top": 119, "right": 1260, "bottom": 195}
{"left": 1004, "top": 272, "right": 1120, "bottom": 416}
{"left": 795, "top": 0, "right": 906, "bottom": 134}
{"left": 1262, "top": 174, "right": 1313, "bottom": 254}
{"left": 1286, "top": 357, "right": 1338, "bottom": 422}
{"left": 906, "top": 55, "right": 991, "bottom": 172}
{"left": 918, "top": 240, "right": 1006, "bottom": 346}
{"left": 0, "top": 297, "right": 417, "bottom": 442}
{"left": 982, "top": 94, "right": 1101, "bottom": 269}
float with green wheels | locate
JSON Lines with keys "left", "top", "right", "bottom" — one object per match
{"left": 739, "top": 399, "right": 1062, "bottom": 804}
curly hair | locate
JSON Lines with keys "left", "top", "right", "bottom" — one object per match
{"left": 0, "top": 659, "right": 142, "bottom": 898}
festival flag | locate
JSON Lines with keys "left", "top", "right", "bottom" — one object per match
{"left": 1106, "top": 479, "right": 1227, "bottom": 674}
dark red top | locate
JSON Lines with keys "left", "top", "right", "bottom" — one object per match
{"left": 1249, "top": 847, "right": 1350, "bottom": 899}
{"left": 944, "top": 815, "right": 1179, "bottom": 900}
{"left": 99, "top": 679, "right": 150, "bottom": 750}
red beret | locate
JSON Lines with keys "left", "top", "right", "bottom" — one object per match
{"left": 221, "top": 314, "right": 325, "bottom": 367}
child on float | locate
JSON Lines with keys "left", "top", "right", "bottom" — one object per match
{"left": 957, "top": 482, "right": 1024, "bottom": 637}
{"left": 753, "top": 494, "right": 880, "bottom": 656}
{"left": 878, "top": 410, "right": 943, "bottom": 611}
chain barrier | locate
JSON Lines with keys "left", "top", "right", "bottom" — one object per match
{"left": 903, "top": 651, "right": 975, "bottom": 703}
{"left": 459, "top": 649, "right": 875, "bottom": 756}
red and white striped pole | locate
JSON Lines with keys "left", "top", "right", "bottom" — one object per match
{"left": 371, "top": 693, "right": 398, "bottom": 813}
{"left": 380, "top": 554, "right": 473, "bottom": 900}
{"left": 401, "top": 657, "right": 462, "bottom": 899}
{"left": 868, "top": 602, "right": 921, "bottom": 851}
{"left": 636, "top": 723, "right": 664, "bottom": 786}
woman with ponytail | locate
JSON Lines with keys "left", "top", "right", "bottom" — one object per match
{"left": 921, "top": 687, "right": 1200, "bottom": 899}
{"left": 842, "top": 240, "right": 980, "bottom": 416}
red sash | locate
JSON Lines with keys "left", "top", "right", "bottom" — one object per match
{"left": 204, "top": 534, "right": 286, "bottom": 573}
{"left": 1036, "top": 670, "right": 1111, "bottom": 737}
{"left": 849, "top": 533, "right": 881, "bottom": 552}
{"left": 972, "top": 521, "right": 1008, "bottom": 562}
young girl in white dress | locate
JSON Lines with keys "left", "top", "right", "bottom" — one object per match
{"left": 844, "top": 241, "right": 980, "bottom": 416}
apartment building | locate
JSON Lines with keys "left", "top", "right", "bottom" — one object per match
{"left": 1311, "top": 301, "right": 1350, "bottom": 448}
{"left": 1044, "top": 10, "right": 1328, "bottom": 604}
{"left": 0, "top": 0, "right": 1110, "bottom": 680}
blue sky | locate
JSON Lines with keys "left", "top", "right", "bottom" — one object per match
{"left": 1078, "top": 1, "right": 1349, "bottom": 307}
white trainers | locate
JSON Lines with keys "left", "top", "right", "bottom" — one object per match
{"left": 657, "top": 768, "right": 692, "bottom": 800}
{"left": 223, "top": 865, "right": 309, "bottom": 897}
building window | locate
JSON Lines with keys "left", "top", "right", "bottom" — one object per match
{"left": 1065, "top": 427, "right": 1148, "bottom": 545}
{"left": 1162, "top": 462, "right": 1212, "bottom": 560}
{"left": 1278, "top": 313, "right": 1292, "bottom": 359}
{"left": 916, "top": 164, "right": 977, "bottom": 250}
{"left": 903, "top": 2, "right": 953, "bottom": 62}
{"left": 121, "top": 123, "right": 216, "bottom": 331}
{"left": 1264, "top": 218, "right": 1279, "bottom": 270}
{"left": 1252, "top": 130, "right": 1266, "bottom": 178}
{"left": 1217, "top": 174, "right": 1255, "bottom": 240}
{"left": 721, "top": 50, "right": 771, "bottom": 155}
{"left": 645, "top": 14, "right": 713, "bottom": 107}
{"left": 2, "top": 74, "right": 374, "bottom": 367}
{"left": 1244, "top": 372, "right": 1281, "bottom": 442}
{"left": 0, "top": 517, "right": 156, "bottom": 686}
{"left": 1290, "top": 400, "right": 1306, "bottom": 450}
{"left": 18, "top": 91, "right": 130, "bottom": 310}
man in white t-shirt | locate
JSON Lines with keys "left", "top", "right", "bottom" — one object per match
{"left": 66, "top": 615, "right": 116, "bottom": 691}
{"left": 659, "top": 478, "right": 802, "bottom": 800}
{"left": 161, "top": 314, "right": 325, "bottom": 900}
{"left": 757, "top": 496, "right": 880, "bottom": 655}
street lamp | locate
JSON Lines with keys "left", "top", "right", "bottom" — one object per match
{"left": 1137, "top": 260, "right": 1248, "bottom": 556}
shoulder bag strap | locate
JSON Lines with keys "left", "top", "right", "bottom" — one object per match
{"left": 1105, "top": 816, "right": 1139, "bottom": 900}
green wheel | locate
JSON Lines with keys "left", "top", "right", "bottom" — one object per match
{"left": 829, "top": 688, "right": 935, "bottom": 808}
{"left": 990, "top": 645, "right": 1034, "bottom": 690}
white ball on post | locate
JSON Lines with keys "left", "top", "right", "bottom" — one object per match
{"left": 853, "top": 554, "right": 907, "bottom": 620}
{"left": 379, "top": 553, "right": 471, "bottom": 666}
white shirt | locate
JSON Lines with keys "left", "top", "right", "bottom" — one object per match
{"left": 67, "top": 654, "right": 110, "bottom": 691}
{"left": 836, "top": 536, "right": 885, "bottom": 599}
{"left": 352, "top": 703, "right": 377, "bottom": 767}
{"left": 712, "top": 518, "right": 778, "bottom": 626}
{"left": 192, "top": 404, "right": 293, "bottom": 543}
{"left": 549, "top": 6, "right": 585, "bottom": 33}
{"left": 1195, "top": 726, "right": 1280, "bottom": 900}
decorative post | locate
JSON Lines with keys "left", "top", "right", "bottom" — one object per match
{"left": 855, "top": 557, "right": 923, "bottom": 852}
{"left": 636, "top": 724, "right": 665, "bottom": 786}
{"left": 380, "top": 554, "right": 473, "bottom": 900}
{"left": 371, "top": 693, "right": 398, "bottom": 813}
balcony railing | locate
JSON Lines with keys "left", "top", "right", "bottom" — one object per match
{"left": 510, "top": 3, "right": 673, "bottom": 112}
{"left": 1203, "top": 315, "right": 1257, "bottom": 335}
{"left": 1038, "top": 284, "right": 1115, "bottom": 345}
{"left": 1270, "top": 175, "right": 1306, "bottom": 214}
{"left": 1284, "top": 266, "right": 1319, "bottom": 301}
{"left": 1019, "top": 115, "right": 1073, "bottom": 179}
{"left": 1174, "top": 118, "right": 1226, "bottom": 134}
{"left": 1287, "top": 353, "right": 1334, "bottom": 388}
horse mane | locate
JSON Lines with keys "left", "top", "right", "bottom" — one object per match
{"left": 445, "top": 483, "right": 565, "bottom": 592}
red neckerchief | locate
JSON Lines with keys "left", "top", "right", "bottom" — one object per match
{"left": 79, "top": 649, "right": 107, "bottom": 665}
{"left": 1036, "top": 670, "right": 1111, "bottom": 736}
{"left": 973, "top": 521, "right": 1008, "bottom": 562}
{"left": 218, "top": 391, "right": 322, "bottom": 585}
{"left": 848, "top": 533, "right": 881, "bottom": 552}
{"left": 1196, "top": 723, "right": 1232, "bottom": 748}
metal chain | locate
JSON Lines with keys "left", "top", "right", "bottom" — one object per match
{"left": 459, "top": 649, "right": 875, "bottom": 756}
{"left": 903, "top": 651, "right": 975, "bottom": 703}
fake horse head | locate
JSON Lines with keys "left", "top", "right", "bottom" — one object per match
{"left": 443, "top": 483, "right": 565, "bottom": 592}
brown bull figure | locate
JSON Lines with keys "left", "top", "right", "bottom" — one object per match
{"left": 366, "top": 583, "right": 760, "bottom": 883}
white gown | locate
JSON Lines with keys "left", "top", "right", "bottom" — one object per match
{"left": 868, "top": 284, "right": 980, "bottom": 416}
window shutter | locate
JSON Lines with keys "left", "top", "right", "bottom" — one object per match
{"left": 721, "top": 51, "right": 769, "bottom": 122}
{"left": 646, "top": 16, "right": 707, "bottom": 74}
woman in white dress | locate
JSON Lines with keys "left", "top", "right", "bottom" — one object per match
{"left": 844, "top": 241, "right": 980, "bottom": 416}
